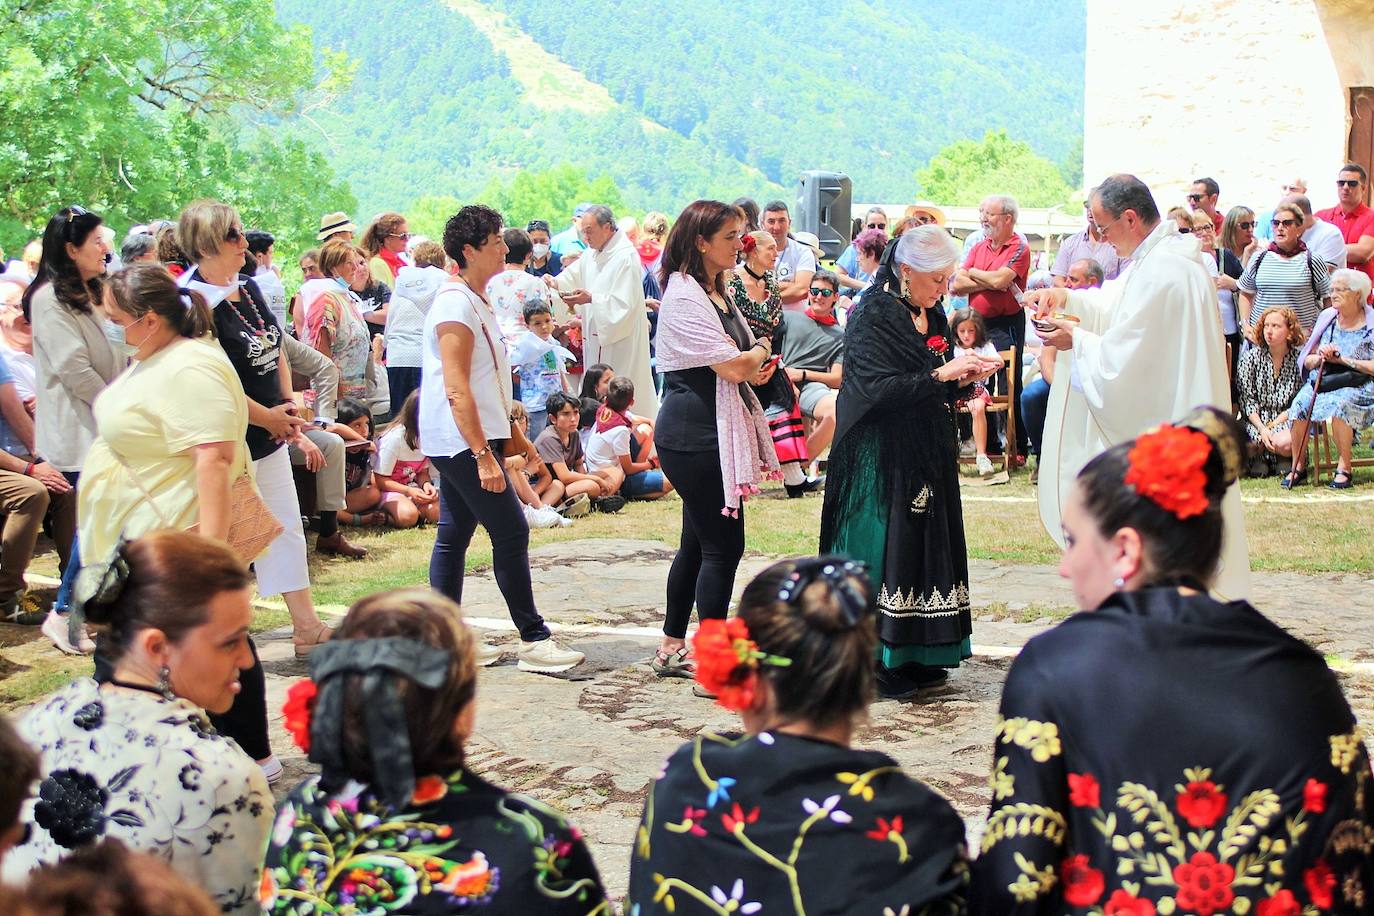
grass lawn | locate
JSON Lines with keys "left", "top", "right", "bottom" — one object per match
{"left": 2, "top": 462, "right": 1369, "bottom": 710}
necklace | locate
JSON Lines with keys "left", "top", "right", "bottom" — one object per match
{"left": 225, "top": 289, "right": 270, "bottom": 341}
{"left": 742, "top": 263, "right": 767, "bottom": 282}
{"left": 105, "top": 676, "right": 167, "bottom": 698}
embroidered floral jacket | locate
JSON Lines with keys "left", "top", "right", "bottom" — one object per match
{"left": 970, "top": 588, "right": 1374, "bottom": 915}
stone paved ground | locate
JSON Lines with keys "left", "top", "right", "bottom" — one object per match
{"left": 255, "top": 539, "right": 1374, "bottom": 903}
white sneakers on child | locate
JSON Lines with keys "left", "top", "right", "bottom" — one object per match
{"left": 524, "top": 504, "right": 572, "bottom": 529}
{"left": 518, "top": 638, "right": 586, "bottom": 673}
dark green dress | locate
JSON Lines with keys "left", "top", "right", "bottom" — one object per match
{"left": 819, "top": 282, "right": 972, "bottom": 670}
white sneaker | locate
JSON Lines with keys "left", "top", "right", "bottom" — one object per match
{"left": 976, "top": 454, "right": 995, "bottom": 476}
{"left": 517, "top": 638, "right": 585, "bottom": 673}
{"left": 474, "top": 640, "right": 503, "bottom": 667}
{"left": 42, "top": 609, "right": 94, "bottom": 655}
{"left": 524, "top": 504, "right": 565, "bottom": 529}
{"left": 259, "top": 755, "right": 284, "bottom": 784}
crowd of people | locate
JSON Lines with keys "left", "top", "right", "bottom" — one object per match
{"left": 0, "top": 162, "right": 1368, "bottom": 912}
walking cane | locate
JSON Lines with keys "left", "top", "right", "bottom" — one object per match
{"left": 1286, "top": 357, "right": 1328, "bottom": 485}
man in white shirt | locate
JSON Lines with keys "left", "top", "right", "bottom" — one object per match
{"left": 1285, "top": 194, "right": 1348, "bottom": 270}
{"left": 245, "top": 230, "right": 289, "bottom": 329}
{"left": 762, "top": 200, "right": 817, "bottom": 310}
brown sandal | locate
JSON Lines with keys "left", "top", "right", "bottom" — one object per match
{"left": 293, "top": 621, "right": 335, "bottom": 659}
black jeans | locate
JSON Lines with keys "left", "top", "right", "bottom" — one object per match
{"left": 658, "top": 446, "right": 746, "bottom": 639}
{"left": 387, "top": 366, "right": 421, "bottom": 417}
{"left": 430, "top": 450, "right": 550, "bottom": 643}
{"left": 983, "top": 312, "right": 1028, "bottom": 455}
{"left": 95, "top": 637, "right": 271, "bottom": 761}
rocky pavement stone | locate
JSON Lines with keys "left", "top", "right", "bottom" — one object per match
{"left": 257, "top": 538, "right": 1374, "bottom": 904}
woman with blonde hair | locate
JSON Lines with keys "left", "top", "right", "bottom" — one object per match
{"left": 262, "top": 589, "right": 610, "bottom": 914}
{"left": 359, "top": 211, "right": 409, "bottom": 288}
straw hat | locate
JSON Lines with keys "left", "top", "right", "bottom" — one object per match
{"left": 792, "top": 231, "right": 825, "bottom": 257}
{"left": 317, "top": 211, "right": 358, "bottom": 241}
{"left": 904, "top": 202, "right": 947, "bottom": 227}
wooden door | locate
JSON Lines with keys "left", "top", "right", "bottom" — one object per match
{"left": 1351, "top": 88, "right": 1374, "bottom": 204}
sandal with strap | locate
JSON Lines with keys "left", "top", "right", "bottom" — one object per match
{"left": 1329, "top": 469, "right": 1354, "bottom": 490}
{"left": 1280, "top": 468, "right": 1307, "bottom": 490}
{"left": 294, "top": 621, "right": 335, "bottom": 659}
{"left": 651, "top": 646, "right": 695, "bottom": 679}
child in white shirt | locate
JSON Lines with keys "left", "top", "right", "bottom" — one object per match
{"left": 375, "top": 390, "right": 439, "bottom": 528}
{"left": 951, "top": 308, "right": 1005, "bottom": 476}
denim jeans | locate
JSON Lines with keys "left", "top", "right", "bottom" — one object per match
{"left": 53, "top": 471, "right": 80, "bottom": 615}
{"left": 1021, "top": 377, "right": 1052, "bottom": 459}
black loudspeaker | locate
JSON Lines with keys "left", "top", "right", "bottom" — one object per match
{"left": 794, "top": 170, "right": 853, "bottom": 260}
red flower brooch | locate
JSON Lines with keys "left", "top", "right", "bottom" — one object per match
{"left": 740, "top": 234, "right": 757, "bottom": 254}
{"left": 282, "top": 679, "right": 317, "bottom": 753}
{"left": 1124, "top": 424, "right": 1212, "bottom": 519}
{"left": 926, "top": 334, "right": 949, "bottom": 354}
{"left": 692, "top": 617, "right": 791, "bottom": 712}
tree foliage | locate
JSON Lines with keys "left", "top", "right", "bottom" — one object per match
{"left": 916, "top": 131, "right": 1074, "bottom": 208}
{"left": 0, "top": 0, "right": 354, "bottom": 253}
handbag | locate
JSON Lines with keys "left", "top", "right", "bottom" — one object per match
{"left": 475, "top": 302, "right": 538, "bottom": 461}
{"left": 116, "top": 449, "right": 282, "bottom": 564}
{"left": 1312, "top": 324, "right": 1371, "bottom": 393}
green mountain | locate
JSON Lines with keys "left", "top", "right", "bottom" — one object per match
{"left": 273, "top": 0, "right": 1083, "bottom": 217}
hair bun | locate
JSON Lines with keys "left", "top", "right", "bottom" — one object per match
{"left": 1176, "top": 405, "right": 1245, "bottom": 493}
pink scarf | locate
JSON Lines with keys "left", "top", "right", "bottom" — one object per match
{"left": 656, "top": 272, "right": 780, "bottom": 515}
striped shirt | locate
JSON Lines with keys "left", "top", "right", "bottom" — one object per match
{"left": 1238, "top": 249, "right": 1331, "bottom": 331}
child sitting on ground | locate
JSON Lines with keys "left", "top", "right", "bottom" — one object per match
{"left": 374, "top": 389, "right": 440, "bottom": 528}
{"left": 509, "top": 301, "right": 572, "bottom": 437}
{"left": 506, "top": 402, "right": 570, "bottom": 528}
{"left": 334, "top": 397, "right": 386, "bottom": 527}
{"left": 950, "top": 308, "right": 1004, "bottom": 476}
{"left": 585, "top": 377, "right": 674, "bottom": 500}
{"left": 536, "top": 392, "right": 625, "bottom": 514}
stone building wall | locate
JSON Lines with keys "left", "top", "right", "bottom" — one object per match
{"left": 1083, "top": 0, "right": 1372, "bottom": 214}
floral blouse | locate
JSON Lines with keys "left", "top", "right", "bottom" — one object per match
{"left": 261, "top": 767, "right": 610, "bottom": 914}
{"left": 6, "top": 679, "right": 272, "bottom": 913}
{"left": 307, "top": 289, "right": 371, "bottom": 402}
{"left": 629, "top": 730, "right": 968, "bottom": 915}
{"left": 970, "top": 588, "right": 1374, "bottom": 915}
{"left": 1237, "top": 346, "right": 1302, "bottom": 439}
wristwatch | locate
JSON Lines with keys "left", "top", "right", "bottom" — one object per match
{"left": 471, "top": 444, "right": 493, "bottom": 460}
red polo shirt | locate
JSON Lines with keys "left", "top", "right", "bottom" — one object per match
{"left": 963, "top": 235, "right": 1031, "bottom": 318}
{"left": 1316, "top": 202, "right": 1374, "bottom": 282}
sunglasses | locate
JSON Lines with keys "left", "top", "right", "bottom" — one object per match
{"left": 1237, "top": 221, "right": 1256, "bottom": 230}
{"left": 225, "top": 225, "right": 244, "bottom": 243}
{"left": 1271, "top": 218, "right": 1300, "bottom": 228}
{"left": 61, "top": 205, "right": 98, "bottom": 243}
{"left": 387, "top": 232, "right": 412, "bottom": 240}
{"left": 809, "top": 288, "right": 837, "bottom": 297}
{"left": 866, "top": 223, "right": 886, "bottom": 230}
{"left": 1178, "top": 227, "right": 1193, "bottom": 234}
{"left": 1186, "top": 194, "right": 1204, "bottom": 202}
{"left": 1337, "top": 179, "right": 1362, "bottom": 188}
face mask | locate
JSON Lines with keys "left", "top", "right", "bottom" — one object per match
{"left": 103, "top": 319, "right": 137, "bottom": 357}
{"left": 532, "top": 243, "right": 550, "bottom": 259}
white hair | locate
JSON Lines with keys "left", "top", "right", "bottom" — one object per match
{"left": 1332, "top": 267, "right": 1372, "bottom": 302}
{"left": 894, "top": 225, "right": 960, "bottom": 273}
{"left": 982, "top": 194, "right": 1019, "bottom": 222}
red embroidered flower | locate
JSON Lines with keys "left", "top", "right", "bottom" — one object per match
{"left": 1104, "top": 888, "right": 1156, "bottom": 916}
{"left": 1123, "top": 424, "right": 1212, "bottom": 519}
{"left": 1068, "top": 772, "right": 1101, "bottom": 808}
{"left": 693, "top": 618, "right": 760, "bottom": 712}
{"left": 1255, "top": 890, "right": 1302, "bottom": 916}
{"left": 1302, "top": 777, "right": 1328, "bottom": 814}
{"left": 282, "top": 679, "right": 317, "bottom": 753}
{"left": 866, "top": 815, "right": 904, "bottom": 841}
{"left": 1176, "top": 780, "right": 1229, "bottom": 828}
{"left": 681, "top": 806, "right": 708, "bottom": 837}
{"left": 720, "top": 803, "right": 759, "bottom": 833}
{"left": 1304, "top": 860, "right": 1335, "bottom": 910}
{"left": 740, "top": 234, "right": 757, "bottom": 254}
{"left": 411, "top": 775, "right": 448, "bottom": 805}
{"left": 1172, "top": 851, "right": 1235, "bottom": 916}
{"left": 926, "top": 334, "right": 949, "bottom": 354}
{"left": 1059, "top": 854, "right": 1105, "bottom": 907}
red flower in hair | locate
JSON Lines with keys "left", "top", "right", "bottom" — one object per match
{"left": 1123, "top": 424, "right": 1212, "bottom": 519}
{"left": 282, "top": 679, "right": 317, "bottom": 753}
{"left": 926, "top": 335, "right": 948, "bottom": 354}
{"left": 692, "top": 618, "right": 790, "bottom": 712}
{"left": 1176, "top": 780, "right": 1228, "bottom": 828}
{"left": 740, "top": 234, "right": 757, "bottom": 254}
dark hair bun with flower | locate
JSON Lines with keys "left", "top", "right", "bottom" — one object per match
{"left": 1077, "top": 406, "right": 1245, "bottom": 590}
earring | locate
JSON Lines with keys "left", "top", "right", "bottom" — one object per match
{"left": 157, "top": 665, "right": 175, "bottom": 701}
{"left": 1112, "top": 576, "right": 1126, "bottom": 590}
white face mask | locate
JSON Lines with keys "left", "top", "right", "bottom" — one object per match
{"left": 103, "top": 318, "right": 137, "bottom": 357}
{"left": 532, "top": 243, "right": 550, "bottom": 259}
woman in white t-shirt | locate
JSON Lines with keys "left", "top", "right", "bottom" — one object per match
{"left": 421, "top": 205, "right": 584, "bottom": 674}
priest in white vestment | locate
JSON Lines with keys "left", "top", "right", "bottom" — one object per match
{"left": 1027, "top": 174, "right": 1251, "bottom": 599}
{"left": 549, "top": 205, "right": 659, "bottom": 417}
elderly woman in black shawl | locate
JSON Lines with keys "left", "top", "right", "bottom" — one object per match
{"left": 820, "top": 226, "right": 1001, "bottom": 699}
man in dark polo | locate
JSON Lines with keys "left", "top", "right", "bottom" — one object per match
{"left": 951, "top": 194, "right": 1032, "bottom": 459}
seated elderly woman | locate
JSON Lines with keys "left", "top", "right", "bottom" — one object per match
{"left": 261, "top": 589, "right": 610, "bottom": 914}
{"left": 629, "top": 557, "right": 969, "bottom": 914}
{"left": 971, "top": 407, "right": 1374, "bottom": 914}
{"left": 1236, "top": 306, "right": 1305, "bottom": 476}
{"left": 1271, "top": 267, "right": 1374, "bottom": 489}
{"left": 5, "top": 531, "right": 271, "bottom": 913}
